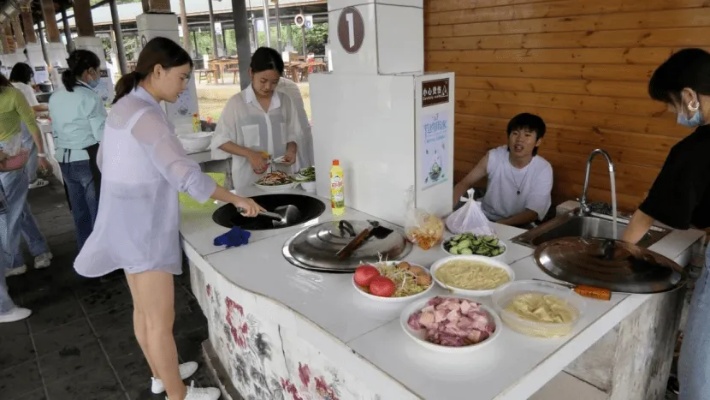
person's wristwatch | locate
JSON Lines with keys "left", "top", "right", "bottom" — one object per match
{"left": 38, "top": 153, "right": 47, "bottom": 158}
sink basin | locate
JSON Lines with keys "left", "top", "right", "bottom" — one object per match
{"left": 212, "top": 194, "right": 326, "bottom": 230}
{"left": 511, "top": 213, "right": 671, "bottom": 249}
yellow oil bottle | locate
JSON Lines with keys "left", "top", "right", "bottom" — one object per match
{"left": 330, "top": 160, "right": 345, "bottom": 216}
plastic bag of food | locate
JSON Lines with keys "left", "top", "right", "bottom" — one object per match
{"left": 404, "top": 188, "right": 444, "bottom": 250}
{"left": 445, "top": 189, "right": 496, "bottom": 236}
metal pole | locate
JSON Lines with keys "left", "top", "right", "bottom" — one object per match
{"left": 60, "top": 6, "right": 72, "bottom": 49}
{"left": 274, "top": 0, "right": 280, "bottom": 51}
{"left": 232, "top": 0, "right": 252, "bottom": 89}
{"left": 37, "top": 21, "right": 48, "bottom": 64}
{"left": 109, "top": 0, "right": 127, "bottom": 75}
{"left": 262, "top": 0, "right": 270, "bottom": 47}
{"left": 300, "top": 7, "right": 306, "bottom": 56}
{"left": 208, "top": 0, "right": 218, "bottom": 58}
{"left": 178, "top": 0, "right": 191, "bottom": 54}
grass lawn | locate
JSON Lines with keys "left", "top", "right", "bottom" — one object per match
{"left": 196, "top": 82, "right": 312, "bottom": 123}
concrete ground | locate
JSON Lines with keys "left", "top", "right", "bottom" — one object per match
{"left": 1, "top": 179, "right": 214, "bottom": 400}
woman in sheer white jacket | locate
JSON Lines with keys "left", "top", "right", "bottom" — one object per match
{"left": 73, "top": 37, "right": 263, "bottom": 400}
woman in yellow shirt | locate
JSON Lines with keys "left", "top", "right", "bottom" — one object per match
{"left": 0, "top": 73, "right": 52, "bottom": 323}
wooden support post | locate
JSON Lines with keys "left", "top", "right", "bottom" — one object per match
{"left": 20, "top": 9, "right": 36, "bottom": 44}
{"left": 4, "top": 25, "right": 16, "bottom": 54}
{"left": 12, "top": 16, "right": 25, "bottom": 49}
{"left": 40, "top": 0, "right": 61, "bottom": 43}
{"left": 141, "top": 0, "right": 172, "bottom": 13}
{"left": 73, "top": 0, "right": 96, "bottom": 37}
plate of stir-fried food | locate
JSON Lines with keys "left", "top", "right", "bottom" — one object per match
{"left": 255, "top": 171, "right": 298, "bottom": 192}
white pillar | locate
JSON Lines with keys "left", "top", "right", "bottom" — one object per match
{"left": 136, "top": 13, "right": 199, "bottom": 134}
{"left": 309, "top": 0, "right": 454, "bottom": 225}
{"left": 25, "top": 43, "right": 50, "bottom": 85}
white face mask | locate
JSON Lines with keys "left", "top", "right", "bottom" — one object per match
{"left": 677, "top": 97, "right": 704, "bottom": 128}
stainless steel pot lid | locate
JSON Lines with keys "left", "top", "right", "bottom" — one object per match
{"left": 534, "top": 237, "right": 686, "bottom": 294}
{"left": 283, "top": 219, "right": 412, "bottom": 273}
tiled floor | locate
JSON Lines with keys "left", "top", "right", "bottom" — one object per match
{"left": 2, "top": 180, "right": 214, "bottom": 400}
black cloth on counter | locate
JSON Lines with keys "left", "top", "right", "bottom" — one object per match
{"left": 640, "top": 124, "right": 710, "bottom": 230}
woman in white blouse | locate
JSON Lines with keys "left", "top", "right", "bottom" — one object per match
{"left": 73, "top": 37, "right": 263, "bottom": 400}
{"left": 211, "top": 47, "right": 305, "bottom": 189}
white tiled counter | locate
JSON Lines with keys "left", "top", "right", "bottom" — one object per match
{"left": 180, "top": 189, "right": 703, "bottom": 400}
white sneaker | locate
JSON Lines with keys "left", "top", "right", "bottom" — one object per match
{"left": 29, "top": 179, "right": 49, "bottom": 190}
{"left": 151, "top": 361, "right": 200, "bottom": 394}
{"left": 34, "top": 252, "right": 53, "bottom": 269}
{"left": 5, "top": 265, "right": 27, "bottom": 277}
{"left": 166, "top": 381, "right": 220, "bottom": 400}
{"left": 0, "top": 307, "right": 32, "bottom": 323}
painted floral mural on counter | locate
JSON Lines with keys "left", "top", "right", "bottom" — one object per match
{"left": 203, "top": 281, "right": 379, "bottom": 400}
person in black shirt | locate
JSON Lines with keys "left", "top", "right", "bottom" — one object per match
{"left": 622, "top": 48, "right": 710, "bottom": 400}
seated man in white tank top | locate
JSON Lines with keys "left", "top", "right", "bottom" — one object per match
{"left": 453, "top": 113, "right": 553, "bottom": 227}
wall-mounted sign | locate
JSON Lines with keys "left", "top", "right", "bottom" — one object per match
{"left": 337, "top": 6, "right": 364, "bottom": 54}
{"left": 422, "top": 78, "right": 450, "bottom": 108}
{"left": 294, "top": 14, "right": 305, "bottom": 27}
{"left": 421, "top": 111, "right": 449, "bottom": 189}
{"left": 305, "top": 15, "right": 314, "bottom": 30}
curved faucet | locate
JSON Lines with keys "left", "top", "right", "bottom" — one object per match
{"left": 577, "top": 149, "right": 615, "bottom": 217}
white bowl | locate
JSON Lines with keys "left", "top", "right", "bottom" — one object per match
{"left": 430, "top": 255, "right": 515, "bottom": 297}
{"left": 491, "top": 280, "right": 587, "bottom": 338}
{"left": 400, "top": 295, "right": 502, "bottom": 353}
{"left": 177, "top": 132, "right": 212, "bottom": 153}
{"left": 254, "top": 182, "right": 298, "bottom": 193}
{"left": 352, "top": 261, "right": 434, "bottom": 304}
{"left": 441, "top": 236, "right": 508, "bottom": 261}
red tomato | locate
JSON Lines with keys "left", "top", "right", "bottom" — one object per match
{"left": 354, "top": 265, "right": 380, "bottom": 287}
{"left": 369, "top": 276, "right": 396, "bottom": 297}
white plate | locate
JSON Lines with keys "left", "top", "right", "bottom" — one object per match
{"left": 441, "top": 236, "right": 507, "bottom": 261}
{"left": 254, "top": 182, "right": 298, "bottom": 193}
{"left": 352, "top": 262, "right": 434, "bottom": 304}
{"left": 430, "top": 255, "right": 515, "bottom": 297}
{"left": 400, "top": 295, "right": 502, "bottom": 353}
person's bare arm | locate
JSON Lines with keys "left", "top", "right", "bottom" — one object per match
{"left": 497, "top": 209, "right": 539, "bottom": 227}
{"left": 622, "top": 209, "right": 655, "bottom": 244}
{"left": 453, "top": 153, "right": 489, "bottom": 204}
{"left": 32, "top": 104, "right": 48, "bottom": 112}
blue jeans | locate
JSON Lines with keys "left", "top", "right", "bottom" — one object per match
{"left": 13, "top": 200, "right": 49, "bottom": 268}
{"left": 679, "top": 245, "right": 710, "bottom": 399}
{"left": 0, "top": 168, "right": 29, "bottom": 313}
{"left": 11, "top": 128, "right": 49, "bottom": 268}
{"left": 59, "top": 161, "right": 98, "bottom": 250}
{"left": 21, "top": 125, "right": 37, "bottom": 183}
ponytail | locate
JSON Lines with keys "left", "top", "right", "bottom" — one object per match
{"left": 63, "top": 49, "right": 101, "bottom": 92}
{"left": 62, "top": 69, "right": 78, "bottom": 92}
{"left": 112, "top": 71, "right": 142, "bottom": 104}
{"left": 111, "top": 37, "right": 192, "bottom": 105}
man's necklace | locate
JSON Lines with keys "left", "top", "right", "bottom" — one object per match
{"left": 510, "top": 161, "right": 530, "bottom": 195}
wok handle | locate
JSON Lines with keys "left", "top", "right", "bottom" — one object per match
{"left": 336, "top": 227, "right": 372, "bottom": 260}
{"left": 235, "top": 207, "right": 281, "bottom": 221}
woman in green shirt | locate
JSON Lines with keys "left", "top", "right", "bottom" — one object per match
{"left": 0, "top": 73, "right": 52, "bottom": 323}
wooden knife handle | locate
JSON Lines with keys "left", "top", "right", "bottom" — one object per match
{"left": 336, "top": 228, "right": 372, "bottom": 259}
{"left": 574, "top": 285, "right": 612, "bottom": 301}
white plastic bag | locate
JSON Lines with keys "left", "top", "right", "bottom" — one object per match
{"left": 446, "top": 189, "right": 496, "bottom": 236}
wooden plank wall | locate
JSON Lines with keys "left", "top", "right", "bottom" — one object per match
{"left": 424, "top": 0, "right": 710, "bottom": 212}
